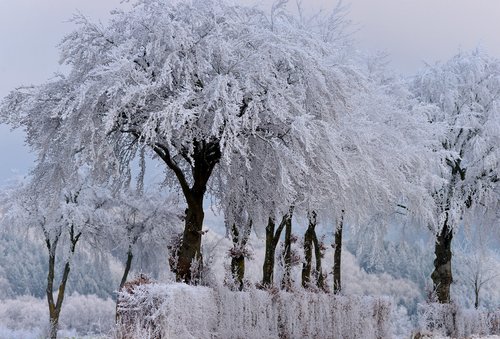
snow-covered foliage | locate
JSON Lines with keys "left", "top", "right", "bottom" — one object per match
{"left": 417, "top": 302, "right": 500, "bottom": 338}
{"left": 105, "top": 188, "right": 182, "bottom": 280}
{"left": 453, "top": 241, "right": 500, "bottom": 309}
{"left": 412, "top": 49, "right": 500, "bottom": 232}
{"left": 0, "top": 0, "right": 436, "bottom": 236}
{"left": 117, "top": 282, "right": 393, "bottom": 339}
{"left": 2, "top": 0, "right": 345, "bottom": 214}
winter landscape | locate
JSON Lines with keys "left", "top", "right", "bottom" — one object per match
{"left": 0, "top": 0, "right": 499, "bottom": 338}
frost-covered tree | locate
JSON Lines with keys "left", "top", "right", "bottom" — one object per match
{"left": 412, "top": 50, "right": 500, "bottom": 303}
{"left": 301, "top": 211, "right": 327, "bottom": 291}
{"left": 1, "top": 0, "right": 356, "bottom": 284}
{"left": 7, "top": 163, "right": 109, "bottom": 339}
{"left": 324, "top": 67, "right": 436, "bottom": 294}
{"left": 454, "top": 242, "right": 500, "bottom": 309}
{"left": 106, "top": 189, "right": 181, "bottom": 290}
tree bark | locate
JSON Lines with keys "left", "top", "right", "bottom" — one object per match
{"left": 154, "top": 140, "right": 220, "bottom": 284}
{"left": 474, "top": 283, "right": 479, "bottom": 309}
{"left": 176, "top": 194, "right": 205, "bottom": 283}
{"left": 281, "top": 212, "right": 293, "bottom": 291}
{"left": 301, "top": 213, "right": 315, "bottom": 288}
{"left": 47, "top": 250, "right": 60, "bottom": 339}
{"left": 230, "top": 221, "right": 251, "bottom": 291}
{"left": 262, "top": 212, "right": 289, "bottom": 287}
{"left": 262, "top": 217, "right": 277, "bottom": 287}
{"left": 333, "top": 210, "right": 344, "bottom": 294}
{"left": 302, "top": 211, "right": 326, "bottom": 291}
{"left": 45, "top": 225, "right": 80, "bottom": 339}
{"left": 312, "top": 229, "right": 325, "bottom": 291}
{"left": 116, "top": 245, "right": 134, "bottom": 322}
{"left": 119, "top": 246, "right": 134, "bottom": 289}
{"left": 431, "top": 212, "right": 453, "bottom": 303}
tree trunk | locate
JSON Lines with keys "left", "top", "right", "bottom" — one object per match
{"left": 46, "top": 252, "right": 72, "bottom": 339}
{"left": 230, "top": 221, "right": 251, "bottom": 291}
{"left": 153, "top": 140, "right": 219, "bottom": 284}
{"left": 333, "top": 210, "right": 344, "bottom": 294}
{"left": 262, "top": 212, "right": 290, "bottom": 288}
{"left": 301, "top": 213, "right": 315, "bottom": 288}
{"left": 431, "top": 212, "right": 453, "bottom": 303}
{"left": 474, "top": 283, "right": 479, "bottom": 309}
{"left": 312, "top": 230, "right": 325, "bottom": 291}
{"left": 120, "top": 246, "right": 134, "bottom": 289}
{"left": 47, "top": 251, "right": 59, "bottom": 339}
{"left": 116, "top": 246, "right": 134, "bottom": 322}
{"left": 281, "top": 212, "right": 293, "bottom": 291}
{"left": 231, "top": 256, "right": 245, "bottom": 291}
{"left": 176, "top": 194, "right": 205, "bottom": 283}
{"left": 262, "top": 217, "right": 277, "bottom": 287}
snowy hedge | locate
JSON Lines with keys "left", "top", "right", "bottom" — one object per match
{"left": 417, "top": 302, "right": 500, "bottom": 338}
{"left": 116, "top": 283, "right": 393, "bottom": 339}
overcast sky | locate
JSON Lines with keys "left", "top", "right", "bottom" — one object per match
{"left": 1, "top": 0, "right": 500, "bottom": 185}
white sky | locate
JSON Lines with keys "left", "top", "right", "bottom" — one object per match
{"left": 1, "top": 0, "right": 500, "bottom": 184}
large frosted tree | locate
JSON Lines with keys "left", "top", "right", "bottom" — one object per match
{"left": 1, "top": 0, "right": 351, "bottom": 283}
{"left": 412, "top": 50, "right": 500, "bottom": 303}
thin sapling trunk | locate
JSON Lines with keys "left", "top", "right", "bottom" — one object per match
{"left": 333, "top": 210, "right": 344, "bottom": 294}
{"left": 281, "top": 210, "right": 293, "bottom": 291}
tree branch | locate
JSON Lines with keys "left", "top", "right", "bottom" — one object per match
{"left": 153, "top": 142, "right": 193, "bottom": 202}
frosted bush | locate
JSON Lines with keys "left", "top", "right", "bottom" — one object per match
{"left": 60, "top": 293, "right": 115, "bottom": 335}
{"left": 116, "top": 283, "right": 393, "bottom": 339}
{"left": 417, "top": 302, "right": 500, "bottom": 337}
{"left": 0, "top": 296, "right": 47, "bottom": 330}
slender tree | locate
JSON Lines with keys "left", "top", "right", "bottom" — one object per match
{"left": 8, "top": 164, "right": 108, "bottom": 339}
{"left": 333, "top": 210, "right": 344, "bottom": 294}
{"left": 280, "top": 208, "right": 294, "bottom": 291}
{"left": 301, "top": 211, "right": 326, "bottom": 290}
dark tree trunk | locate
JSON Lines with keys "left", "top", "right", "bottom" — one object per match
{"left": 475, "top": 284, "right": 479, "bottom": 309}
{"left": 47, "top": 250, "right": 60, "bottom": 339}
{"left": 302, "top": 211, "right": 326, "bottom": 290}
{"left": 45, "top": 226, "right": 80, "bottom": 339}
{"left": 262, "top": 211, "right": 290, "bottom": 288}
{"left": 176, "top": 194, "right": 205, "bottom": 283}
{"left": 116, "top": 245, "right": 134, "bottom": 322}
{"left": 119, "top": 246, "right": 134, "bottom": 289}
{"left": 301, "top": 213, "right": 315, "bottom": 288}
{"left": 231, "top": 256, "right": 245, "bottom": 291}
{"left": 230, "top": 221, "right": 252, "bottom": 291}
{"left": 262, "top": 218, "right": 277, "bottom": 287}
{"left": 333, "top": 210, "right": 344, "bottom": 294}
{"left": 154, "top": 140, "right": 220, "bottom": 284}
{"left": 312, "top": 229, "right": 325, "bottom": 291}
{"left": 281, "top": 212, "right": 293, "bottom": 291}
{"left": 431, "top": 212, "right": 453, "bottom": 303}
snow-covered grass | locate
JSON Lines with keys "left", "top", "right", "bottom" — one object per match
{"left": 116, "top": 283, "right": 393, "bottom": 339}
